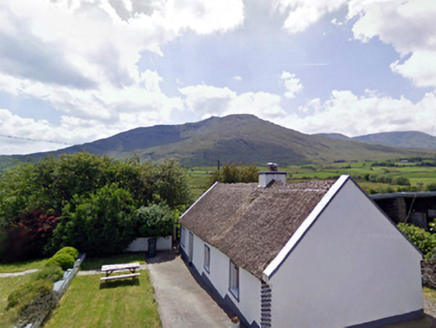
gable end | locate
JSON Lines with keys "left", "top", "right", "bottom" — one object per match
{"left": 262, "top": 175, "right": 349, "bottom": 282}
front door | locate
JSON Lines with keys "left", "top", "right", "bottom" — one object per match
{"left": 189, "top": 232, "right": 194, "bottom": 263}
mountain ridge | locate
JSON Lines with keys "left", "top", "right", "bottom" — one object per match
{"left": 5, "top": 115, "right": 435, "bottom": 166}
{"left": 316, "top": 130, "right": 436, "bottom": 150}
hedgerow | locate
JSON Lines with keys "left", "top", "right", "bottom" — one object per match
{"left": 398, "top": 223, "right": 436, "bottom": 259}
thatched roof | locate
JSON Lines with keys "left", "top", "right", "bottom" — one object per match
{"left": 180, "top": 179, "right": 335, "bottom": 280}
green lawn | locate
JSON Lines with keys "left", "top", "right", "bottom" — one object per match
{"left": 424, "top": 287, "right": 436, "bottom": 302}
{"left": 0, "top": 258, "right": 47, "bottom": 273}
{"left": 0, "top": 275, "right": 34, "bottom": 327}
{"left": 44, "top": 271, "right": 161, "bottom": 328}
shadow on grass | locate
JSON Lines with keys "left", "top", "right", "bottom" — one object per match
{"left": 99, "top": 278, "right": 141, "bottom": 289}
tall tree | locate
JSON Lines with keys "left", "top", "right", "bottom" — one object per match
{"left": 207, "top": 162, "right": 259, "bottom": 188}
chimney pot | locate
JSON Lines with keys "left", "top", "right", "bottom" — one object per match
{"left": 259, "top": 162, "right": 286, "bottom": 187}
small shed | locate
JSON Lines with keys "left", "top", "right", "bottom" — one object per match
{"left": 179, "top": 173, "right": 423, "bottom": 327}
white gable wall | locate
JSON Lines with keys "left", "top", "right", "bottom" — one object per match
{"left": 269, "top": 179, "right": 423, "bottom": 327}
{"left": 180, "top": 227, "right": 261, "bottom": 326}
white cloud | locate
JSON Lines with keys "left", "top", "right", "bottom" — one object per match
{"left": 0, "top": 136, "right": 69, "bottom": 155}
{"left": 390, "top": 51, "right": 436, "bottom": 88}
{"left": 0, "top": 0, "right": 246, "bottom": 152}
{"left": 233, "top": 76, "right": 242, "bottom": 81}
{"left": 0, "top": 109, "right": 67, "bottom": 154}
{"left": 179, "top": 84, "right": 285, "bottom": 120}
{"left": 164, "top": 0, "right": 244, "bottom": 35}
{"left": 331, "top": 18, "right": 343, "bottom": 26}
{"left": 274, "top": 0, "right": 348, "bottom": 33}
{"left": 348, "top": 0, "right": 436, "bottom": 88}
{"left": 280, "top": 71, "right": 303, "bottom": 98}
{"left": 0, "top": 69, "right": 184, "bottom": 149}
{"left": 140, "top": 70, "right": 163, "bottom": 93}
{"left": 274, "top": 0, "right": 436, "bottom": 88}
{"left": 283, "top": 90, "right": 436, "bottom": 136}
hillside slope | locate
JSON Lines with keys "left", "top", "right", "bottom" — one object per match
{"left": 354, "top": 131, "right": 436, "bottom": 149}
{"left": 7, "top": 115, "right": 435, "bottom": 166}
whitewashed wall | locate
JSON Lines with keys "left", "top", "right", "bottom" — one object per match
{"left": 181, "top": 227, "right": 261, "bottom": 325}
{"left": 270, "top": 179, "right": 423, "bottom": 328}
{"left": 125, "top": 236, "right": 172, "bottom": 252}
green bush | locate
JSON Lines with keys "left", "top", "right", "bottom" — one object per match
{"left": 49, "top": 184, "right": 136, "bottom": 257}
{"left": 426, "top": 183, "right": 436, "bottom": 192}
{"left": 394, "top": 176, "right": 411, "bottom": 186}
{"left": 397, "top": 223, "right": 436, "bottom": 259}
{"left": 7, "top": 280, "right": 52, "bottom": 309}
{"left": 368, "top": 174, "right": 379, "bottom": 182}
{"left": 135, "top": 204, "right": 174, "bottom": 238}
{"left": 44, "top": 258, "right": 61, "bottom": 268}
{"left": 35, "top": 264, "right": 64, "bottom": 282}
{"left": 55, "top": 246, "right": 79, "bottom": 259}
{"left": 51, "top": 253, "right": 75, "bottom": 270}
{"left": 0, "top": 153, "right": 191, "bottom": 260}
{"left": 207, "top": 163, "right": 258, "bottom": 187}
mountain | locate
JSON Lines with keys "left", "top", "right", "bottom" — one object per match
{"left": 317, "top": 131, "right": 436, "bottom": 150}
{"left": 315, "top": 133, "right": 351, "bottom": 141}
{"left": 353, "top": 131, "right": 436, "bottom": 149}
{"left": 5, "top": 115, "right": 436, "bottom": 166}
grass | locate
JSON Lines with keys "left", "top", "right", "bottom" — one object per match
{"left": 186, "top": 168, "right": 212, "bottom": 199}
{"left": 44, "top": 271, "right": 161, "bottom": 328}
{"left": 0, "top": 258, "right": 47, "bottom": 273}
{"left": 424, "top": 287, "right": 436, "bottom": 302}
{"left": 0, "top": 275, "right": 34, "bottom": 327}
{"left": 80, "top": 252, "right": 146, "bottom": 271}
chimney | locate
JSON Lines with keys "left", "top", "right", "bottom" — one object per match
{"left": 258, "top": 162, "right": 287, "bottom": 187}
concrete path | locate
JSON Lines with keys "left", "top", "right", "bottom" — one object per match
{"left": 148, "top": 251, "right": 230, "bottom": 328}
{"left": 0, "top": 269, "right": 39, "bottom": 278}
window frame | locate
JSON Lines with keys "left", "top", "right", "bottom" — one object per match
{"left": 180, "top": 227, "right": 185, "bottom": 247}
{"left": 204, "top": 244, "right": 210, "bottom": 273}
{"left": 229, "top": 260, "right": 239, "bottom": 301}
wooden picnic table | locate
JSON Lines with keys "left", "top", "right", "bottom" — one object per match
{"left": 100, "top": 262, "right": 141, "bottom": 282}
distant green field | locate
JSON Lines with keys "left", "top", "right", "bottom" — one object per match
{"left": 187, "top": 159, "right": 436, "bottom": 198}
{"left": 186, "top": 167, "right": 214, "bottom": 199}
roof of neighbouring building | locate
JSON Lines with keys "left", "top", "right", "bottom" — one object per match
{"left": 369, "top": 191, "right": 436, "bottom": 200}
{"left": 179, "top": 179, "right": 335, "bottom": 280}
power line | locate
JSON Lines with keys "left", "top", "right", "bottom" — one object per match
{"left": 0, "top": 134, "right": 72, "bottom": 146}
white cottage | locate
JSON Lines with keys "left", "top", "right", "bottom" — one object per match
{"left": 179, "top": 172, "right": 423, "bottom": 328}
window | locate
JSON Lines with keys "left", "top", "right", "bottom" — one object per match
{"left": 229, "top": 260, "right": 239, "bottom": 300}
{"left": 180, "top": 227, "right": 185, "bottom": 247}
{"left": 204, "top": 245, "right": 210, "bottom": 273}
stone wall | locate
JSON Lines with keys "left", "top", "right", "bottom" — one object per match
{"left": 374, "top": 197, "right": 407, "bottom": 224}
{"left": 422, "top": 260, "right": 436, "bottom": 289}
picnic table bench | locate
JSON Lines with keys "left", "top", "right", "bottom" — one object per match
{"left": 100, "top": 262, "right": 141, "bottom": 282}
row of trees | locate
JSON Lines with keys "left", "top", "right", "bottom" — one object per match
{"left": 0, "top": 153, "right": 192, "bottom": 261}
{"left": 207, "top": 163, "right": 258, "bottom": 187}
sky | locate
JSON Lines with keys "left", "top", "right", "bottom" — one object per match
{"left": 0, "top": 0, "right": 436, "bottom": 155}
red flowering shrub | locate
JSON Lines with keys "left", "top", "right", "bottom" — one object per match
{"left": 1, "top": 208, "right": 60, "bottom": 262}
